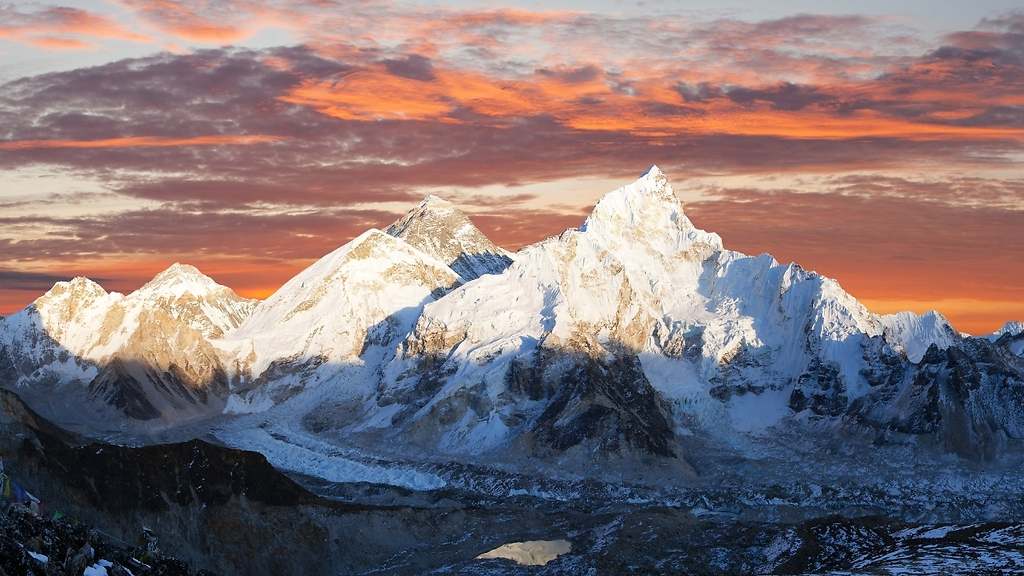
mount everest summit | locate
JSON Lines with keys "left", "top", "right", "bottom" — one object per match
{"left": 2, "top": 167, "right": 1023, "bottom": 478}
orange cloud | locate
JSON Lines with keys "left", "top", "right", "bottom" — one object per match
{"left": 0, "top": 6, "right": 149, "bottom": 47}
{"left": 586, "top": 108, "right": 1024, "bottom": 140}
{"left": 45, "top": 7, "right": 149, "bottom": 42}
{"left": 281, "top": 65, "right": 1024, "bottom": 142}
{"left": 282, "top": 65, "right": 632, "bottom": 124}
{"left": 0, "top": 135, "right": 284, "bottom": 151}
{"left": 115, "top": 0, "right": 306, "bottom": 44}
{"left": 27, "top": 36, "right": 93, "bottom": 50}
{"left": 165, "top": 22, "right": 249, "bottom": 43}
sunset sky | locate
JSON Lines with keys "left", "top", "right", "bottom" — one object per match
{"left": 1, "top": 1, "right": 1022, "bottom": 334}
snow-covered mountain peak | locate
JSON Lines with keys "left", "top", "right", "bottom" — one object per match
{"left": 880, "top": 309, "right": 959, "bottom": 362}
{"left": 418, "top": 194, "right": 456, "bottom": 211}
{"left": 125, "top": 263, "right": 255, "bottom": 339}
{"left": 241, "top": 228, "right": 460, "bottom": 327}
{"left": 138, "top": 262, "right": 221, "bottom": 297}
{"left": 990, "top": 320, "right": 1024, "bottom": 341}
{"left": 30, "top": 276, "right": 121, "bottom": 333}
{"left": 580, "top": 164, "right": 722, "bottom": 256}
{"left": 37, "top": 276, "right": 108, "bottom": 304}
{"left": 386, "top": 195, "right": 513, "bottom": 280}
{"left": 4, "top": 275, "right": 125, "bottom": 363}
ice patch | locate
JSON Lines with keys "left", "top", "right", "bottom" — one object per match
{"left": 83, "top": 561, "right": 112, "bottom": 576}
{"left": 476, "top": 539, "right": 571, "bottom": 566}
{"left": 218, "top": 427, "right": 446, "bottom": 491}
{"left": 728, "top": 387, "right": 791, "bottom": 433}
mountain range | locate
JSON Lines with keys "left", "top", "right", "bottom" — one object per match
{"left": 2, "top": 166, "right": 1023, "bottom": 481}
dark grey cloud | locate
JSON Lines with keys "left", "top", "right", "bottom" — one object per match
{"left": 726, "top": 82, "right": 831, "bottom": 111}
{"left": 0, "top": 269, "right": 109, "bottom": 290}
{"left": 383, "top": 55, "right": 436, "bottom": 81}
{"left": 537, "top": 65, "right": 601, "bottom": 84}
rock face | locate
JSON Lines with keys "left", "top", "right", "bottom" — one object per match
{"left": 851, "top": 338, "right": 1024, "bottom": 459}
{"left": 0, "top": 265, "right": 254, "bottom": 424}
{"left": 386, "top": 195, "right": 513, "bottom": 280}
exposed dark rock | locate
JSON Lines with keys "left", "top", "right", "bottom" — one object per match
{"left": 531, "top": 353, "right": 676, "bottom": 457}
{"left": 792, "top": 359, "right": 846, "bottom": 417}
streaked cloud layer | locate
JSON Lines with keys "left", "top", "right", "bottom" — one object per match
{"left": 1, "top": 1, "right": 1022, "bottom": 333}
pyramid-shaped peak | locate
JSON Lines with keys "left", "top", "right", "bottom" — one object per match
{"left": 154, "top": 262, "right": 207, "bottom": 279}
{"left": 585, "top": 166, "right": 682, "bottom": 225}
{"left": 419, "top": 194, "right": 456, "bottom": 209}
{"left": 579, "top": 166, "right": 722, "bottom": 254}
{"left": 140, "top": 262, "right": 221, "bottom": 296}
{"left": 629, "top": 164, "right": 674, "bottom": 200}
{"left": 642, "top": 164, "right": 665, "bottom": 178}
{"left": 386, "top": 196, "right": 511, "bottom": 280}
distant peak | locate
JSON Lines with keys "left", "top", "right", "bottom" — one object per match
{"left": 158, "top": 262, "right": 201, "bottom": 276}
{"left": 642, "top": 165, "right": 665, "bottom": 179}
{"left": 385, "top": 194, "right": 511, "bottom": 279}
{"left": 46, "top": 276, "right": 106, "bottom": 297}
{"left": 420, "top": 194, "right": 455, "bottom": 209}
{"left": 141, "top": 262, "right": 219, "bottom": 295}
{"left": 995, "top": 320, "right": 1024, "bottom": 337}
{"left": 389, "top": 196, "right": 471, "bottom": 237}
{"left": 150, "top": 262, "right": 213, "bottom": 283}
{"left": 68, "top": 276, "right": 103, "bottom": 289}
{"left": 33, "top": 276, "right": 108, "bottom": 313}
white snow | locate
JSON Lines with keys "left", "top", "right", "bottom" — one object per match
{"left": 216, "top": 424, "right": 447, "bottom": 491}
{"left": 476, "top": 539, "right": 571, "bottom": 566}
{"left": 1, "top": 263, "right": 254, "bottom": 385}
{"left": 219, "top": 229, "right": 460, "bottom": 387}
{"left": 881, "top": 310, "right": 959, "bottom": 362}
{"left": 83, "top": 560, "right": 112, "bottom": 576}
{"left": 363, "top": 165, "right": 890, "bottom": 449}
{"left": 27, "top": 550, "right": 48, "bottom": 563}
{"left": 989, "top": 320, "right": 1024, "bottom": 341}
